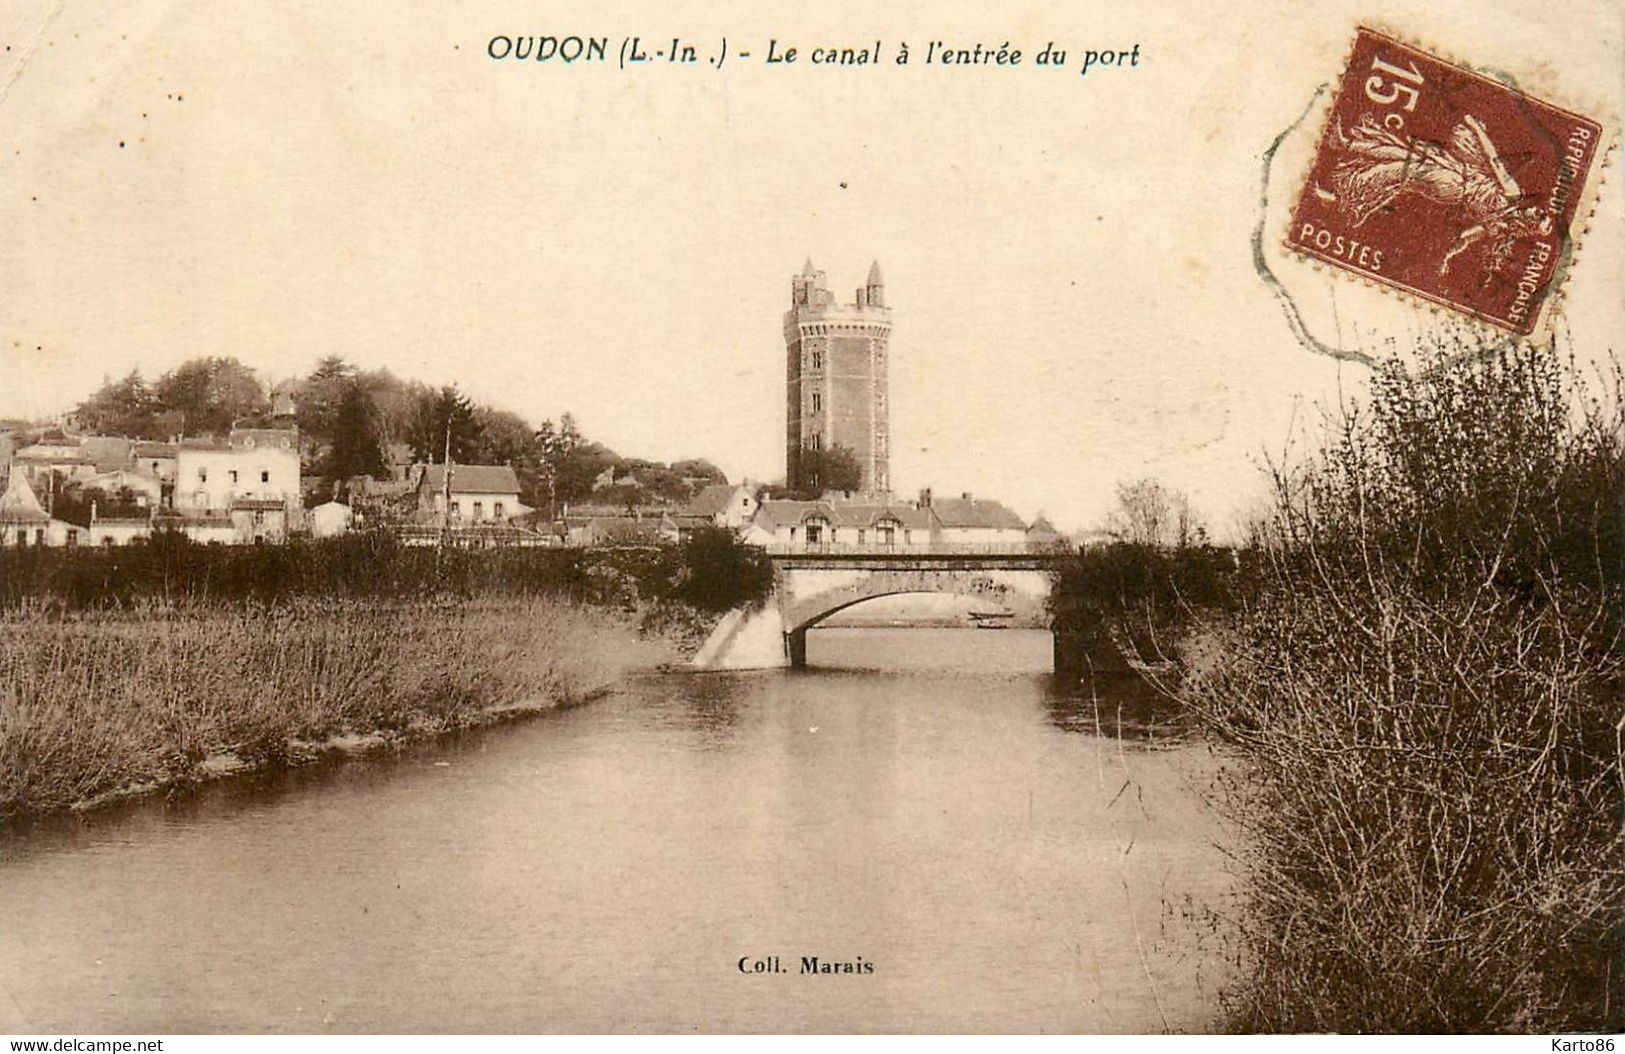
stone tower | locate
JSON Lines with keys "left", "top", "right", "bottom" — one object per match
{"left": 785, "top": 258, "right": 891, "bottom": 495}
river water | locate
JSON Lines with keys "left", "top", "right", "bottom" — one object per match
{"left": 0, "top": 628, "right": 1230, "bottom": 1033}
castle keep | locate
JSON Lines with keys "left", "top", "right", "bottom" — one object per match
{"left": 784, "top": 259, "right": 891, "bottom": 495}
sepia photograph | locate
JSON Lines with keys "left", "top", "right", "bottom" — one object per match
{"left": 0, "top": 0, "right": 1620, "bottom": 1039}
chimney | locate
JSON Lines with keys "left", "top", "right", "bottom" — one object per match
{"left": 962, "top": 492, "right": 974, "bottom": 501}
{"left": 918, "top": 487, "right": 932, "bottom": 508}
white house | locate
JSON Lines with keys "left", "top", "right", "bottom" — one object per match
{"left": 309, "top": 501, "right": 354, "bottom": 538}
{"left": 925, "top": 493, "right": 1028, "bottom": 547}
{"left": 174, "top": 428, "right": 302, "bottom": 542}
{"left": 0, "top": 465, "right": 82, "bottom": 547}
{"left": 683, "top": 483, "right": 760, "bottom": 529}
{"left": 13, "top": 441, "right": 96, "bottom": 487}
{"left": 88, "top": 518, "right": 153, "bottom": 546}
{"left": 415, "top": 464, "right": 529, "bottom": 524}
{"left": 133, "top": 441, "right": 180, "bottom": 485}
{"left": 82, "top": 469, "right": 163, "bottom": 509}
{"left": 751, "top": 498, "right": 935, "bottom": 551}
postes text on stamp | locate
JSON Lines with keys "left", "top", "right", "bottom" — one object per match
{"left": 1287, "top": 27, "right": 1604, "bottom": 335}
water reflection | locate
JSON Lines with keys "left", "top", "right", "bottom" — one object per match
{"left": 0, "top": 627, "right": 1228, "bottom": 1034}
{"left": 1042, "top": 674, "right": 1193, "bottom": 745}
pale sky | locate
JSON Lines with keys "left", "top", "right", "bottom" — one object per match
{"left": 2, "top": 0, "right": 1620, "bottom": 535}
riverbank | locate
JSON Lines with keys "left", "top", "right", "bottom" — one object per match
{"left": 0, "top": 596, "right": 681, "bottom": 821}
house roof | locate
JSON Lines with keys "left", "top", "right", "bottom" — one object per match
{"left": 86, "top": 469, "right": 162, "bottom": 490}
{"left": 78, "top": 436, "right": 136, "bottom": 473}
{"left": 685, "top": 483, "right": 743, "bottom": 517}
{"left": 418, "top": 464, "right": 522, "bottom": 495}
{"left": 580, "top": 515, "right": 666, "bottom": 543}
{"left": 15, "top": 444, "right": 93, "bottom": 465}
{"left": 929, "top": 497, "right": 1027, "bottom": 531}
{"left": 753, "top": 499, "right": 932, "bottom": 530}
{"left": 134, "top": 441, "right": 179, "bottom": 458}
{"left": 1026, "top": 514, "right": 1063, "bottom": 539}
{"left": 0, "top": 466, "right": 51, "bottom": 524}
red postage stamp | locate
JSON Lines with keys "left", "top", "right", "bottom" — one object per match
{"left": 1287, "top": 27, "right": 1605, "bottom": 335}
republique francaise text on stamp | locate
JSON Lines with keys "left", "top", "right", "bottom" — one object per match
{"left": 1287, "top": 27, "right": 1605, "bottom": 335}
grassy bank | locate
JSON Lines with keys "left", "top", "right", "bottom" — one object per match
{"left": 1181, "top": 341, "right": 1623, "bottom": 1032}
{"left": 0, "top": 597, "right": 674, "bottom": 820}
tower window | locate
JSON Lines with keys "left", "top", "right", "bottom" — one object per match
{"left": 812, "top": 349, "right": 823, "bottom": 370}
{"left": 811, "top": 391, "right": 822, "bottom": 413}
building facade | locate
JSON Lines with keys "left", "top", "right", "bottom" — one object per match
{"left": 785, "top": 259, "right": 891, "bottom": 495}
{"left": 415, "top": 464, "right": 527, "bottom": 524}
{"left": 173, "top": 428, "right": 303, "bottom": 543}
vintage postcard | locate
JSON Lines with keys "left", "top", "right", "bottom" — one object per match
{"left": 0, "top": 0, "right": 1620, "bottom": 1040}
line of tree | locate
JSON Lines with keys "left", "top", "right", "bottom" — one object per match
{"left": 70, "top": 354, "right": 727, "bottom": 514}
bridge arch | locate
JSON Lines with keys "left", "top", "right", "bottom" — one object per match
{"left": 781, "top": 571, "right": 1049, "bottom": 634}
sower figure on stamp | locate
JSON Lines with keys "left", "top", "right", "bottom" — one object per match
{"left": 1323, "top": 113, "right": 1554, "bottom": 279}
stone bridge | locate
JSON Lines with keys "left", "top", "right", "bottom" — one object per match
{"left": 693, "top": 551, "right": 1066, "bottom": 670}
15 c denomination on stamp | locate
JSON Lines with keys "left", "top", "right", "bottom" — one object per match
{"left": 1287, "top": 27, "right": 1606, "bottom": 335}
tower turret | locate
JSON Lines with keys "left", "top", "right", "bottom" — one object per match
{"left": 865, "top": 260, "right": 885, "bottom": 308}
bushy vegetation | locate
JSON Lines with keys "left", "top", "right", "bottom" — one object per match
{"left": 1182, "top": 340, "right": 1622, "bottom": 1031}
{"left": 0, "top": 529, "right": 774, "bottom": 615}
{"left": 1048, "top": 542, "right": 1236, "bottom": 674}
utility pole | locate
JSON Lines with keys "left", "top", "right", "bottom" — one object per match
{"left": 439, "top": 421, "right": 453, "bottom": 551}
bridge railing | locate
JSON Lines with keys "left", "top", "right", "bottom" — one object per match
{"left": 755, "top": 541, "right": 1070, "bottom": 557}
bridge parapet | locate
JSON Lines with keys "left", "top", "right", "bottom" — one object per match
{"left": 694, "top": 550, "right": 1069, "bottom": 671}
{"left": 760, "top": 542, "right": 1066, "bottom": 558}
{"left": 768, "top": 551, "right": 1066, "bottom": 573}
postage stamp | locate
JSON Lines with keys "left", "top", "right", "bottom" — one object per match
{"left": 1286, "top": 27, "right": 1606, "bottom": 335}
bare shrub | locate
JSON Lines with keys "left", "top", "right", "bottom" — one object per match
{"left": 1182, "top": 339, "right": 1623, "bottom": 1031}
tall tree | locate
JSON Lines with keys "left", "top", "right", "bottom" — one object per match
{"left": 357, "top": 368, "right": 421, "bottom": 447}
{"left": 1105, "top": 478, "right": 1171, "bottom": 547}
{"left": 75, "top": 369, "right": 156, "bottom": 436}
{"left": 408, "top": 385, "right": 482, "bottom": 464}
{"left": 1104, "top": 477, "right": 1206, "bottom": 548}
{"left": 792, "top": 443, "right": 863, "bottom": 498}
{"left": 153, "top": 356, "right": 266, "bottom": 435}
{"left": 322, "top": 382, "right": 386, "bottom": 484}
{"left": 296, "top": 355, "right": 357, "bottom": 439}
